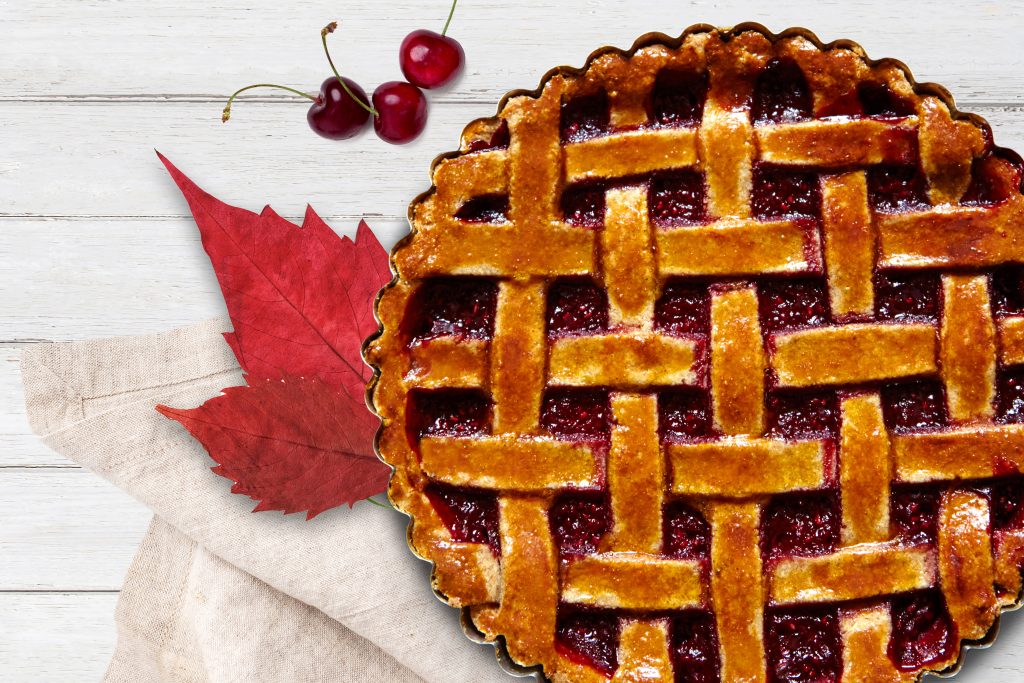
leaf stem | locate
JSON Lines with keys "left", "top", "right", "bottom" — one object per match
{"left": 441, "top": 0, "right": 459, "bottom": 36}
{"left": 365, "top": 495, "right": 391, "bottom": 508}
{"left": 321, "top": 22, "right": 379, "bottom": 117}
{"left": 222, "top": 84, "right": 316, "bottom": 122}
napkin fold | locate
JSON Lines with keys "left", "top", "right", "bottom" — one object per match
{"left": 22, "top": 319, "right": 515, "bottom": 683}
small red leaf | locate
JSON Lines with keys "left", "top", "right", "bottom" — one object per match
{"left": 157, "top": 377, "right": 389, "bottom": 519}
{"left": 158, "top": 152, "right": 390, "bottom": 405}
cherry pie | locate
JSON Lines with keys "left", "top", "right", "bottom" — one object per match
{"left": 366, "top": 24, "right": 1024, "bottom": 682}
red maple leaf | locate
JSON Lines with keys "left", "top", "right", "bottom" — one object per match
{"left": 158, "top": 152, "right": 389, "bottom": 404}
{"left": 157, "top": 377, "right": 388, "bottom": 518}
{"left": 154, "top": 153, "right": 392, "bottom": 517}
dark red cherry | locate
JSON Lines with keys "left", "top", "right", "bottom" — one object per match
{"left": 400, "top": 30, "right": 466, "bottom": 89}
{"left": 400, "top": 0, "right": 466, "bottom": 89}
{"left": 225, "top": 23, "right": 375, "bottom": 142}
{"left": 372, "top": 81, "right": 428, "bottom": 144}
{"left": 306, "top": 77, "right": 372, "bottom": 140}
{"left": 221, "top": 78, "right": 371, "bottom": 140}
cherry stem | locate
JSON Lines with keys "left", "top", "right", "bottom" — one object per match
{"left": 365, "top": 496, "right": 390, "bottom": 508}
{"left": 222, "top": 84, "right": 315, "bottom": 122}
{"left": 441, "top": 0, "right": 459, "bottom": 36}
{"left": 321, "top": 22, "right": 378, "bottom": 117}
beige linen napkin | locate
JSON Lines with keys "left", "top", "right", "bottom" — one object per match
{"left": 22, "top": 318, "right": 516, "bottom": 683}
{"left": 106, "top": 518, "right": 416, "bottom": 683}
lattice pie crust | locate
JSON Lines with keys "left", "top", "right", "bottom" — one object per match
{"left": 367, "top": 25, "right": 1024, "bottom": 683}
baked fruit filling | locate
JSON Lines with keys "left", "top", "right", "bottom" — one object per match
{"left": 761, "top": 494, "right": 841, "bottom": 560}
{"left": 547, "top": 281, "right": 609, "bottom": 335}
{"left": 752, "top": 58, "right": 812, "bottom": 125}
{"left": 651, "top": 68, "right": 707, "bottom": 127}
{"left": 888, "top": 591, "right": 956, "bottom": 670}
{"left": 425, "top": 484, "right": 501, "bottom": 553}
{"left": 404, "top": 278, "right": 497, "bottom": 341}
{"left": 765, "top": 607, "right": 841, "bottom": 682}
{"left": 455, "top": 194, "right": 509, "bottom": 223}
{"left": 551, "top": 494, "right": 612, "bottom": 558}
{"left": 671, "top": 611, "right": 720, "bottom": 683}
{"left": 406, "top": 262, "right": 1024, "bottom": 676}
{"left": 555, "top": 609, "right": 620, "bottom": 675}
{"left": 561, "top": 91, "right": 611, "bottom": 143}
{"left": 664, "top": 502, "right": 711, "bottom": 560}
{"left": 650, "top": 171, "right": 706, "bottom": 226}
{"left": 369, "top": 27, "right": 1024, "bottom": 683}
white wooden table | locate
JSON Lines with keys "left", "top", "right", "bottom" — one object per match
{"left": 4, "top": 1, "right": 1024, "bottom": 680}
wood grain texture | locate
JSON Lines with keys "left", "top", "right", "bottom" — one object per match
{"left": 0, "top": 218, "right": 409, "bottom": 343}
{"left": 0, "top": 592, "right": 120, "bottom": 683}
{"left": 3, "top": 0, "right": 1024, "bottom": 103}
{"left": 1, "top": 104, "right": 1022, "bottom": 221}
{"left": 0, "top": 470, "right": 150, "bottom": 590}
{"left": 4, "top": 0, "right": 1024, "bottom": 679}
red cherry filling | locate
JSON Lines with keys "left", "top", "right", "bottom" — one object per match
{"left": 997, "top": 368, "right": 1024, "bottom": 424}
{"left": 407, "top": 278, "right": 498, "bottom": 341}
{"left": 551, "top": 495, "right": 612, "bottom": 557}
{"left": 541, "top": 389, "right": 612, "bottom": 442}
{"left": 888, "top": 591, "right": 956, "bottom": 671}
{"left": 868, "top": 165, "right": 930, "bottom": 213}
{"left": 454, "top": 194, "right": 509, "bottom": 223}
{"left": 561, "top": 91, "right": 610, "bottom": 144}
{"left": 659, "top": 391, "right": 712, "bottom": 442}
{"left": 671, "top": 611, "right": 721, "bottom": 683}
{"left": 766, "top": 607, "right": 841, "bottom": 683}
{"left": 562, "top": 183, "right": 606, "bottom": 227}
{"left": 858, "top": 82, "right": 916, "bottom": 118}
{"left": 874, "top": 272, "right": 940, "bottom": 322}
{"left": 760, "top": 493, "right": 840, "bottom": 559}
{"left": 890, "top": 487, "right": 941, "bottom": 545}
{"left": 758, "top": 279, "right": 830, "bottom": 332}
{"left": 766, "top": 391, "right": 839, "bottom": 440}
{"left": 650, "top": 172, "right": 707, "bottom": 226}
{"left": 752, "top": 58, "right": 813, "bottom": 125}
{"left": 652, "top": 69, "right": 708, "bottom": 127}
{"left": 752, "top": 165, "right": 821, "bottom": 220}
{"left": 881, "top": 381, "right": 948, "bottom": 434}
{"left": 555, "top": 608, "right": 619, "bottom": 676}
{"left": 425, "top": 484, "right": 500, "bottom": 553}
{"left": 993, "top": 266, "right": 1024, "bottom": 315}
{"left": 664, "top": 502, "right": 711, "bottom": 560}
{"left": 466, "top": 119, "right": 510, "bottom": 153}
{"left": 547, "top": 281, "right": 609, "bottom": 337}
{"left": 991, "top": 477, "right": 1024, "bottom": 529}
{"left": 655, "top": 283, "right": 710, "bottom": 336}
{"left": 407, "top": 390, "right": 491, "bottom": 439}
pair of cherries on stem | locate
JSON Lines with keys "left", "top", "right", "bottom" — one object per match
{"left": 222, "top": 2, "right": 464, "bottom": 144}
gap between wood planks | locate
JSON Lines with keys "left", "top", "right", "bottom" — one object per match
{"left": 0, "top": 94, "right": 496, "bottom": 105}
{"left": 1, "top": 93, "right": 1020, "bottom": 107}
{"left": 0, "top": 589, "right": 119, "bottom": 594}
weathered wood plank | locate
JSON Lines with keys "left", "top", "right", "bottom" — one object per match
{"left": 0, "top": 592, "right": 119, "bottom": 683}
{"left": 0, "top": 468, "right": 150, "bottom": 590}
{"left": 0, "top": 101, "right": 496, "bottom": 219}
{"left": 3, "top": 0, "right": 1023, "bottom": 104}
{"left": 0, "top": 102, "right": 1021, "bottom": 219}
{"left": 0, "top": 218, "right": 408, "bottom": 341}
